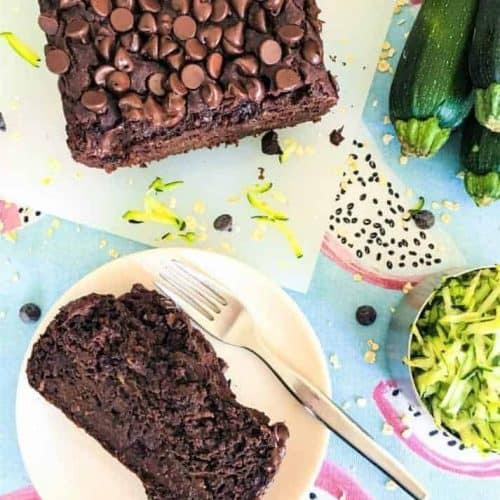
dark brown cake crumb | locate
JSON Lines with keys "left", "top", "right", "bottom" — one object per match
{"left": 27, "top": 284, "right": 288, "bottom": 499}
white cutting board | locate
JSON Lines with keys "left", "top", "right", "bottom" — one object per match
{"left": 0, "top": 0, "right": 394, "bottom": 292}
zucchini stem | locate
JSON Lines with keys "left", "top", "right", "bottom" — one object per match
{"left": 395, "top": 117, "right": 451, "bottom": 158}
{"left": 475, "top": 83, "right": 500, "bottom": 133}
{"left": 464, "top": 172, "right": 500, "bottom": 206}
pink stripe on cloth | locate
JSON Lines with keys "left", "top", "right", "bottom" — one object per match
{"left": 0, "top": 487, "right": 40, "bottom": 500}
{"left": 315, "top": 460, "right": 372, "bottom": 499}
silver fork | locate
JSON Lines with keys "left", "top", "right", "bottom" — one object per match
{"left": 155, "top": 259, "right": 427, "bottom": 500}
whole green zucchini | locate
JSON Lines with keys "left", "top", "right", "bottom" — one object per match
{"left": 390, "top": 0, "right": 478, "bottom": 158}
{"left": 470, "top": 0, "right": 500, "bottom": 132}
{"left": 461, "top": 114, "right": 500, "bottom": 206}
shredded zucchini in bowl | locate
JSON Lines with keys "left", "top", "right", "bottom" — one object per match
{"left": 406, "top": 266, "right": 500, "bottom": 454}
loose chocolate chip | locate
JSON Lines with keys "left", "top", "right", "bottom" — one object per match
{"left": 107, "top": 71, "right": 131, "bottom": 93}
{"left": 173, "top": 15, "right": 197, "bottom": 41}
{"left": 302, "top": 39, "right": 322, "bottom": 65}
{"left": 167, "top": 48, "right": 185, "bottom": 70}
{"left": 213, "top": 214, "right": 233, "bottom": 232}
{"left": 138, "top": 0, "right": 161, "bottom": 13}
{"left": 81, "top": 90, "right": 109, "bottom": 113}
{"left": 356, "top": 305, "right": 377, "bottom": 326}
{"left": 169, "top": 73, "right": 188, "bottom": 95}
{"left": 110, "top": 8, "right": 134, "bottom": 32}
{"left": 277, "top": 24, "right": 304, "bottom": 46}
{"left": 0, "top": 112, "right": 6, "bottom": 132}
{"left": 181, "top": 64, "right": 205, "bottom": 90}
{"left": 211, "top": 0, "right": 230, "bottom": 22}
{"left": 38, "top": 14, "right": 59, "bottom": 35}
{"left": 114, "top": 47, "right": 134, "bottom": 72}
{"left": 94, "top": 64, "right": 115, "bottom": 86}
{"left": 46, "top": 48, "right": 70, "bottom": 74}
{"left": 275, "top": 68, "right": 301, "bottom": 91}
{"left": 147, "top": 72, "right": 166, "bottom": 96}
{"left": 198, "top": 25, "right": 223, "bottom": 50}
{"left": 193, "top": 0, "right": 213, "bottom": 22}
{"left": 202, "top": 82, "right": 223, "bottom": 108}
{"left": 59, "top": 0, "right": 80, "bottom": 8}
{"left": 259, "top": 39, "right": 282, "bottom": 65}
{"left": 261, "top": 130, "right": 282, "bottom": 155}
{"left": 230, "top": 0, "right": 252, "bottom": 18}
{"left": 412, "top": 210, "right": 435, "bottom": 230}
{"left": 329, "top": 126, "right": 345, "bottom": 146}
{"left": 206, "top": 52, "right": 224, "bottom": 79}
{"left": 227, "top": 80, "right": 247, "bottom": 100}
{"left": 90, "top": 0, "right": 112, "bottom": 17}
{"left": 19, "top": 303, "right": 41, "bottom": 323}
{"left": 263, "top": 0, "right": 285, "bottom": 16}
{"left": 138, "top": 13, "right": 157, "bottom": 34}
{"left": 185, "top": 38, "right": 207, "bottom": 61}
{"left": 65, "top": 18, "right": 90, "bottom": 41}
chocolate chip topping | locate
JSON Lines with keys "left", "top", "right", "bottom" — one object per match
{"left": 181, "top": 64, "right": 205, "bottom": 90}
{"left": 275, "top": 68, "right": 301, "bottom": 90}
{"left": 46, "top": 48, "right": 70, "bottom": 74}
{"left": 259, "top": 39, "right": 282, "bottom": 65}
{"left": 110, "top": 8, "right": 135, "bottom": 32}
{"left": 38, "top": 14, "right": 58, "bottom": 35}
{"left": 37, "top": 0, "right": 333, "bottom": 133}
{"left": 81, "top": 90, "right": 108, "bottom": 113}
{"left": 173, "top": 15, "right": 197, "bottom": 40}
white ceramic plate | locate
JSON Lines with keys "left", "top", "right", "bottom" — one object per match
{"left": 16, "top": 248, "right": 330, "bottom": 500}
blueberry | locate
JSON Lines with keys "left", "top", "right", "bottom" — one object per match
{"left": 213, "top": 214, "right": 233, "bottom": 232}
{"left": 261, "top": 130, "right": 282, "bottom": 156}
{"left": 356, "top": 305, "right": 377, "bottom": 326}
{"left": 19, "top": 303, "right": 41, "bottom": 323}
{"left": 412, "top": 210, "right": 435, "bottom": 230}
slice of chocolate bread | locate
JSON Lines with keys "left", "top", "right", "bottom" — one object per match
{"left": 27, "top": 284, "right": 288, "bottom": 499}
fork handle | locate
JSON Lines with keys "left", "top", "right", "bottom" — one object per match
{"left": 252, "top": 347, "right": 427, "bottom": 500}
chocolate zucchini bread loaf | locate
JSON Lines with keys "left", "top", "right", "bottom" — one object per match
{"left": 27, "top": 284, "right": 288, "bottom": 499}
{"left": 37, "top": 0, "right": 338, "bottom": 171}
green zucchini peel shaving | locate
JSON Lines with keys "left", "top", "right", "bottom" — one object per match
{"left": 149, "top": 178, "right": 184, "bottom": 193}
{"left": 406, "top": 266, "right": 500, "bottom": 453}
{"left": 0, "top": 32, "right": 40, "bottom": 67}
{"left": 247, "top": 182, "right": 302, "bottom": 258}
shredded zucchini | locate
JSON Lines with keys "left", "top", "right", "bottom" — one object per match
{"left": 407, "top": 266, "right": 500, "bottom": 453}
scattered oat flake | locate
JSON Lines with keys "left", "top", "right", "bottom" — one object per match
{"left": 356, "top": 397, "right": 367, "bottom": 408}
{"left": 382, "top": 41, "right": 391, "bottom": 50}
{"left": 99, "top": 240, "right": 107, "bottom": 249}
{"left": 227, "top": 194, "right": 241, "bottom": 204}
{"left": 382, "top": 423, "right": 394, "bottom": 435}
{"left": 368, "top": 339, "right": 380, "bottom": 351}
{"left": 402, "top": 282, "right": 413, "bottom": 294}
{"left": 51, "top": 218, "right": 61, "bottom": 229}
{"left": 169, "top": 197, "right": 177, "bottom": 209}
{"left": 431, "top": 201, "right": 441, "bottom": 210}
{"left": 363, "top": 351, "right": 377, "bottom": 363}
{"left": 353, "top": 273, "right": 363, "bottom": 282}
{"left": 441, "top": 213, "right": 451, "bottom": 224}
{"left": 252, "top": 228, "right": 265, "bottom": 241}
{"left": 4, "top": 230, "right": 17, "bottom": 243}
{"left": 329, "top": 353, "right": 341, "bottom": 370}
{"left": 385, "top": 480, "right": 398, "bottom": 491}
{"left": 108, "top": 248, "right": 120, "bottom": 259}
{"left": 46, "top": 227, "right": 54, "bottom": 238}
{"left": 456, "top": 171, "right": 465, "bottom": 180}
{"left": 220, "top": 242, "right": 235, "bottom": 254}
{"left": 41, "top": 176, "right": 53, "bottom": 186}
{"left": 383, "top": 115, "right": 391, "bottom": 125}
{"left": 400, "top": 414, "right": 411, "bottom": 425}
{"left": 372, "top": 99, "right": 379, "bottom": 107}
{"left": 382, "top": 134, "right": 394, "bottom": 145}
{"left": 390, "top": 306, "right": 397, "bottom": 313}
{"left": 377, "top": 60, "right": 391, "bottom": 72}
{"left": 399, "top": 155, "right": 408, "bottom": 166}
{"left": 401, "top": 428, "right": 412, "bottom": 439}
